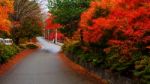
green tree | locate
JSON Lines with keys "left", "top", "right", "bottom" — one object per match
{"left": 48, "top": 0, "right": 90, "bottom": 37}
{"left": 10, "top": 0, "right": 42, "bottom": 44}
{"left": 21, "top": 17, "right": 42, "bottom": 40}
{"left": 11, "top": 17, "right": 42, "bottom": 44}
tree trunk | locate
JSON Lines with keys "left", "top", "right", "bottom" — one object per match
{"left": 15, "top": 38, "right": 19, "bottom": 45}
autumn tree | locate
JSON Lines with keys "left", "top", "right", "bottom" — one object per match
{"left": 79, "top": 0, "right": 150, "bottom": 53}
{"left": 0, "top": 0, "right": 13, "bottom": 32}
{"left": 45, "top": 15, "right": 63, "bottom": 42}
{"left": 77, "top": 0, "right": 150, "bottom": 80}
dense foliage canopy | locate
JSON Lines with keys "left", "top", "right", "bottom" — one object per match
{"left": 61, "top": 0, "right": 150, "bottom": 83}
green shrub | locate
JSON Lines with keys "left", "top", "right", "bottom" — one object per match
{"left": 63, "top": 41, "right": 150, "bottom": 83}
{"left": 0, "top": 43, "right": 20, "bottom": 64}
{"left": 63, "top": 41, "right": 103, "bottom": 66}
{"left": 134, "top": 56, "right": 150, "bottom": 84}
{"left": 62, "top": 40, "right": 80, "bottom": 53}
{"left": 26, "top": 44, "right": 38, "bottom": 49}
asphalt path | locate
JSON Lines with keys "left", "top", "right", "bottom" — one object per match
{"left": 0, "top": 37, "right": 95, "bottom": 84}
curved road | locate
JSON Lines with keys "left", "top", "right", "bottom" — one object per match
{"left": 0, "top": 37, "right": 95, "bottom": 84}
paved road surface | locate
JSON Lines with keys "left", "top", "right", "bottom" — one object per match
{"left": 0, "top": 37, "right": 95, "bottom": 84}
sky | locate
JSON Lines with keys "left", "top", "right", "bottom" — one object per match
{"left": 36, "top": 0, "right": 49, "bottom": 20}
{"left": 37, "top": 0, "right": 49, "bottom": 13}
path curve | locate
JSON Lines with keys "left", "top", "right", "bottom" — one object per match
{"left": 0, "top": 37, "right": 95, "bottom": 84}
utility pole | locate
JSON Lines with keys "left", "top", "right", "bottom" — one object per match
{"left": 43, "top": 29, "right": 45, "bottom": 39}
{"left": 55, "top": 29, "right": 57, "bottom": 44}
{"left": 48, "top": 30, "right": 50, "bottom": 41}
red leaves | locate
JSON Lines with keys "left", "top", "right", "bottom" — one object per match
{"left": 45, "top": 15, "right": 64, "bottom": 40}
{"left": 79, "top": 1, "right": 100, "bottom": 29}
{"left": 48, "top": 32, "right": 64, "bottom": 40}
{"left": 83, "top": 29, "right": 103, "bottom": 43}
{"left": 108, "top": 40, "right": 124, "bottom": 46}
{"left": 38, "top": 21, "right": 43, "bottom": 27}
{"left": 79, "top": 0, "right": 150, "bottom": 43}
{"left": 93, "top": 18, "right": 112, "bottom": 29}
{"left": 45, "top": 17, "right": 61, "bottom": 30}
{"left": 77, "top": 0, "right": 150, "bottom": 58}
{"left": 143, "top": 36, "right": 150, "bottom": 44}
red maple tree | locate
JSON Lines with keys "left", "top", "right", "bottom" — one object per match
{"left": 78, "top": 0, "right": 150, "bottom": 58}
{"left": 45, "top": 15, "right": 63, "bottom": 40}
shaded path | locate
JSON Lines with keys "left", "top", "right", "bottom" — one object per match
{"left": 0, "top": 37, "right": 95, "bottom": 84}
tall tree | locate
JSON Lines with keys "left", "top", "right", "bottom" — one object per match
{"left": 10, "top": 0, "right": 43, "bottom": 44}
{"left": 11, "top": 17, "right": 43, "bottom": 44}
{"left": 21, "top": 17, "right": 42, "bottom": 40}
{"left": 11, "top": 0, "right": 41, "bottom": 22}
{"left": 48, "top": 0, "right": 90, "bottom": 37}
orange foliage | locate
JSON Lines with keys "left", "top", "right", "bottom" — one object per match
{"left": 79, "top": 0, "right": 150, "bottom": 43}
{"left": 0, "top": 0, "right": 13, "bottom": 32}
{"left": 78, "top": 0, "right": 150, "bottom": 58}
